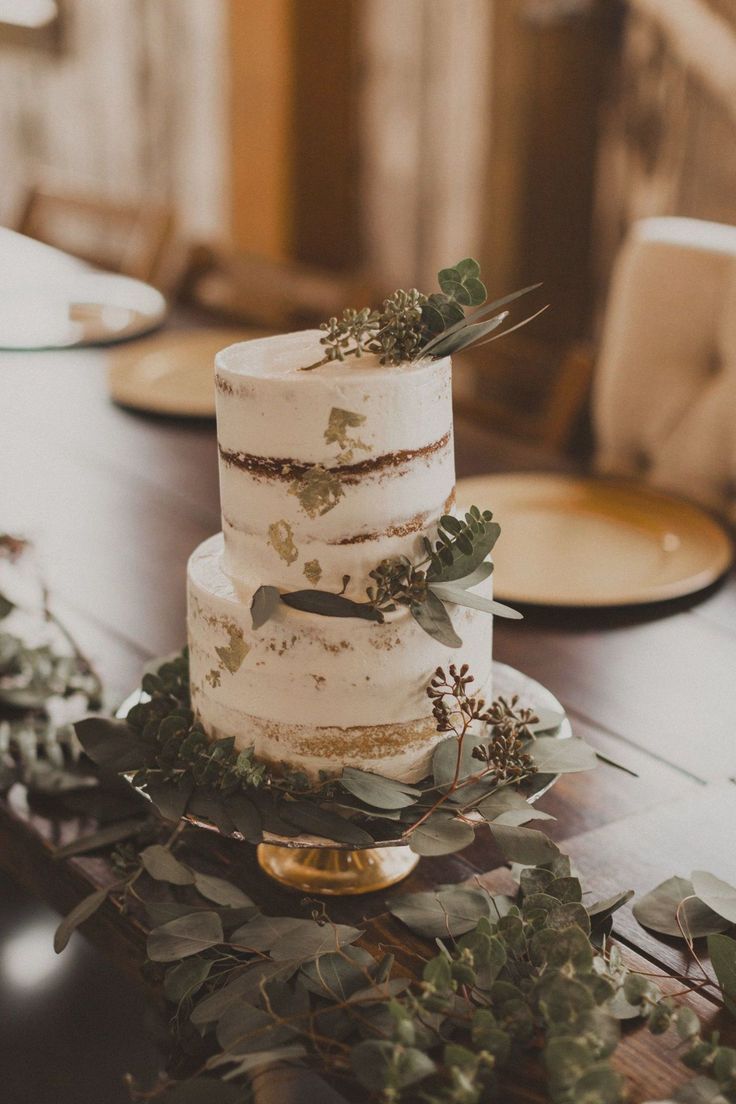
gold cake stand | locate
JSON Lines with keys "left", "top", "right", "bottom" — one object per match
{"left": 118, "top": 662, "right": 569, "bottom": 896}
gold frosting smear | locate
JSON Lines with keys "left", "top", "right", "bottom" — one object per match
{"left": 324, "top": 407, "right": 370, "bottom": 462}
{"left": 215, "top": 623, "right": 249, "bottom": 673}
{"left": 289, "top": 465, "right": 344, "bottom": 517}
{"left": 268, "top": 519, "right": 298, "bottom": 564}
{"left": 303, "top": 558, "right": 322, "bottom": 585}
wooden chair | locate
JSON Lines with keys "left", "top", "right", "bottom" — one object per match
{"left": 592, "top": 216, "right": 736, "bottom": 523}
{"left": 453, "top": 333, "right": 595, "bottom": 455}
{"left": 176, "top": 243, "right": 376, "bottom": 331}
{"left": 17, "top": 185, "right": 175, "bottom": 285}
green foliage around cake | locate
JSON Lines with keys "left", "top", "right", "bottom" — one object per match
{"left": 306, "top": 258, "right": 547, "bottom": 368}
{"left": 251, "top": 505, "right": 521, "bottom": 649}
{"left": 72, "top": 651, "right": 598, "bottom": 857}
{"left": 52, "top": 804, "right": 736, "bottom": 1104}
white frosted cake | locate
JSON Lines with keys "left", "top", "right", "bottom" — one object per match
{"left": 187, "top": 329, "right": 494, "bottom": 782}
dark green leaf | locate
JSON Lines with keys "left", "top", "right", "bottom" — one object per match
{"left": 164, "top": 957, "right": 214, "bottom": 1003}
{"left": 147, "top": 912, "right": 224, "bottom": 962}
{"left": 409, "top": 813, "right": 475, "bottom": 856}
{"left": 478, "top": 788, "right": 553, "bottom": 827}
{"left": 389, "top": 885, "right": 491, "bottom": 938}
{"left": 224, "top": 793, "right": 262, "bottom": 843}
{"left": 691, "top": 871, "right": 736, "bottom": 925}
{"left": 489, "top": 823, "right": 560, "bottom": 865}
{"left": 281, "top": 590, "right": 382, "bottom": 622}
{"left": 141, "top": 844, "right": 194, "bottom": 885}
{"left": 191, "top": 961, "right": 296, "bottom": 1025}
{"left": 426, "top": 312, "right": 508, "bottom": 357}
{"left": 216, "top": 1002, "right": 295, "bottom": 1055}
{"left": 339, "top": 767, "right": 420, "bottom": 810}
{"left": 53, "top": 816, "right": 148, "bottom": 860}
{"left": 189, "top": 791, "right": 236, "bottom": 836}
{"left": 428, "top": 582, "right": 522, "bottom": 620}
{"left": 633, "top": 877, "right": 729, "bottom": 939}
{"left": 708, "top": 933, "right": 736, "bottom": 1017}
{"left": 74, "top": 716, "right": 148, "bottom": 773}
{"left": 351, "top": 1040, "right": 436, "bottom": 1092}
{"left": 251, "top": 585, "right": 281, "bottom": 630}
{"left": 299, "top": 946, "right": 376, "bottom": 1000}
{"left": 54, "top": 887, "right": 109, "bottom": 952}
{"left": 194, "top": 872, "right": 253, "bottom": 908}
{"left": 146, "top": 775, "right": 194, "bottom": 821}
{"left": 279, "top": 799, "right": 374, "bottom": 846}
{"left": 410, "top": 592, "right": 462, "bottom": 648}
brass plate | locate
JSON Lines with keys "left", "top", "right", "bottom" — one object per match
{"left": 458, "top": 473, "right": 733, "bottom": 607}
{"left": 107, "top": 327, "right": 269, "bottom": 418}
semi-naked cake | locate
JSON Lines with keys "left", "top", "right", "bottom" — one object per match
{"left": 187, "top": 328, "right": 494, "bottom": 783}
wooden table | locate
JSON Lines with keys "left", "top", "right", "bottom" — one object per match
{"left": 2, "top": 345, "right": 736, "bottom": 1102}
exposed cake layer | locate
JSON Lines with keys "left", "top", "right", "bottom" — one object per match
{"left": 215, "top": 331, "right": 454, "bottom": 592}
{"left": 187, "top": 534, "right": 493, "bottom": 780}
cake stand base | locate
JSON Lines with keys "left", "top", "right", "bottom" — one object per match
{"left": 256, "top": 842, "right": 419, "bottom": 895}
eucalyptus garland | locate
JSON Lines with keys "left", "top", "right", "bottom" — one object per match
{"left": 74, "top": 651, "right": 597, "bottom": 856}
{"left": 251, "top": 506, "right": 522, "bottom": 650}
{"left": 305, "top": 258, "right": 547, "bottom": 368}
{"left": 53, "top": 814, "right": 736, "bottom": 1104}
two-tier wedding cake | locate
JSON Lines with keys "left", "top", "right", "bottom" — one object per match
{"left": 186, "top": 259, "right": 532, "bottom": 784}
{"left": 186, "top": 328, "right": 494, "bottom": 782}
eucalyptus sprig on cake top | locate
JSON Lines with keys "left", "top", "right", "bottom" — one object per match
{"left": 75, "top": 651, "right": 596, "bottom": 856}
{"left": 252, "top": 505, "right": 520, "bottom": 649}
{"left": 307, "top": 257, "right": 546, "bottom": 368}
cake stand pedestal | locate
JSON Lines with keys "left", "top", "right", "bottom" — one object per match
{"left": 256, "top": 842, "right": 419, "bottom": 895}
{"left": 118, "top": 662, "right": 568, "bottom": 897}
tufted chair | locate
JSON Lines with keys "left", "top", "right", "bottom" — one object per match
{"left": 593, "top": 217, "right": 736, "bottom": 524}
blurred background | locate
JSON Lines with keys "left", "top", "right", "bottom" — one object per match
{"left": 3, "top": 0, "right": 736, "bottom": 455}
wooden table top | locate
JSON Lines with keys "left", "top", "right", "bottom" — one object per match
{"left": 2, "top": 343, "right": 736, "bottom": 1103}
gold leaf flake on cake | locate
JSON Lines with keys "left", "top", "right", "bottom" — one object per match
{"left": 324, "top": 407, "right": 370, "bottom": 462}
{"left": 267, "top": 519, "right": 298, "bottom": 564}
{"left": 215, "top": 623, "right": 249, "bottom": 674}
{"left": 205, "top": 668, "right": 222, "bottom": 688}
{"left": 289, "top": 466, "right": 344, "bottom": 517}
{"left": 303, "top": 558, "right": 322, "bottom": 585}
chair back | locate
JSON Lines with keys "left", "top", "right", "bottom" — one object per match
{"left": 593, "top": 217, "right": 736, "bottom": 522}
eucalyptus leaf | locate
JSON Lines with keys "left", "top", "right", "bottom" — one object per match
{"left": 478, "top": 788, "right": 554, "bottom": 827}
{"left": 194, "top": 872, "right": 253, "bottom": 908}
{"left": 213, "top": 1046, "right": 307, "bottom": 1080}
{"left": 451, "top": 562, "right": 494, "bottom": 589}
{"left": 74, "top": 716, "right": 148, "bottom": 773}
{"left": 351, "top": 1039, "right": 436, "bottom": 1092}
{"left": 269, "top": 921, "right": 362, "bottom": 962}
{"left": 278, "top": 799, "right": 374, "bottom": 846}
{"left": 146, "top": 775, "right": 195, "bottom": 821}
{"left": 251, "top": 585, "right": 281, "bottom": 630}
{"left": 530, "top": 736, "right": 597, "bottom": 774}
{"left": 418, "top": 281, "right": 542, "bottom": 357}
{"left": 339, "top": 767, "right": 420, "bottom": 810}
{"left": 281, "top": 590, "right": 382, "bottom": 623}
{"left": 147, "top": 911, "right": 224, "bottom": 962}
{"left": 708, "top": 933, "right": 736, "bottom": 1017}
{"left": 425, "top": 312, "right": 509, "bottom": 358}
{"left": 189, "top": 791, "right": 236, "bottom": 836}
{"left": 191, "top": 961, "right": 296, "bottom": 1025}
{"left": 409, "top": 813, "right": 476, "bottom": 856}
{"left": 164, "top": 957, "right": 214, "bottom": 1003}
{"left": 224, "top": 793, "right": 262, "bottom": 843}
{"left": 428, "top": 582, "right": 523, "bottom": 620}
{"left": 216, "top": 1001, "right": 296, "bottom": 1055}
{"left": 53, "top": 816, "right": 149, "bottom": 859}
{"left": 54, "top": 887, "right": 109, "bottom": 952}
{"left": 489, "top": 823, "right": 560, "bottom": 865}
{"left": 432, "top": 733, "right": 483, "bottom": 789}
{"left": 389, "top": 885, "right": 491, "bottom": 938}
{"left": 0, "top": 592, "right": 14, "bottom": 619}
{"left": 633, "top": 877, "right": 730, "bottom": 939}
{"left": 141, "top": 844, "right": 194, "bottom": 885}
{"left": 691, "top": 871, "right": 736, "bottom": 925}
{"left": 299, "top": 946, "right": 376, "bottom": 1000}
{"left": 410, "top": 592, "right": 462, "bottom": 648}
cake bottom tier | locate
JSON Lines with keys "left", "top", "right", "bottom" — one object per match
{"left": 187, "top": 533, "right": 494, "bottom": 782}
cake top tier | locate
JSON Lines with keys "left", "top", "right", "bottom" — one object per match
{"left": 215, "top": 329, "right": 453, "bottom": 462}
{"left": 215, "top": 329, "right": 445, "bottom": 383}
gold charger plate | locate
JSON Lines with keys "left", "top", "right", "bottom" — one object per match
{"left": 107, "top": 327, "right": 269, "bottom": 418}
{"left": 457, "top": 473, "right": 733, "bottom": 607}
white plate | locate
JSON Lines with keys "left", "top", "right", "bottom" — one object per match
{"left": 458, "top": 473, "right": 733, "bottom": 607}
